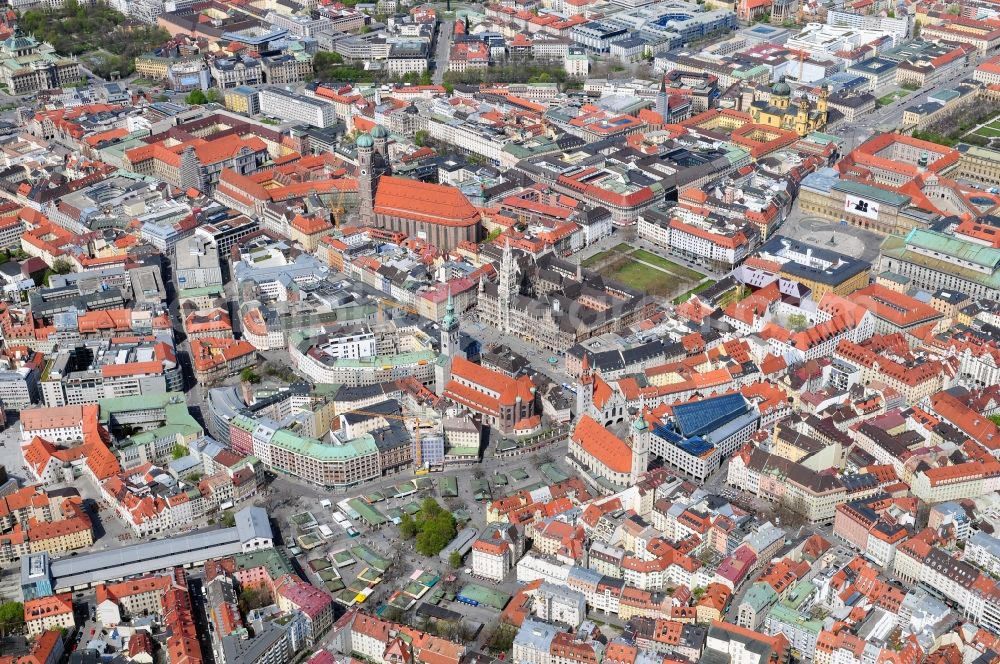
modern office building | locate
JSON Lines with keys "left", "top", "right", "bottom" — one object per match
{"left": 650, "top": 394, "right": 760, "bottom": 482}
{"left": 755, "top": 235, "right": 871, "bottom": 297}
{"left": 260, "top": 87, "right": 337, "bottom": 128}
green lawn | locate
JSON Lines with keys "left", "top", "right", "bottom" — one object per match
{"left": 630, "top": 249, "right": 703, "bottom": 280}
{"left": 580, "top": 244, "right": 701, "bottom": 296}
{"left": 963, "top": 114, "right": 1000, "bottom": 139}
{"left": 877, "top": 91, "right": 907, "bottom": 107}
{"left": 603, "top": 260, "right": 685, "bottom": 295}
{"left": 582, "top": 243, "right": 638, "bottom": 267}
{"left": 581, "top": 249, "right": 616, "bottom": 267}
{"left": 673, "top": 280, "right": 717, "bottom": 304}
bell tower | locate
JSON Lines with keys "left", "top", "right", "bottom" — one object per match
{"left": 435, "top": 288, "right": 462, "bottom": 396}
{"left": 357, "top": 133, "right": 376, "bottom": 226}
{"left": 497, "top": 241, "right": 518, "bottom": 334}
{"left": 794, "top": 98, "right": 810, "bottom": 137}
{"left": 630, "top": 411, "right": 650, "bottom": 483}
{"left": 441, "top": 288, "right": 460, "bottom": 360}
{"left": 371, "top": 124, "right": 390, "bottom": 166}
{"left": 577, "top": 353, "right": 594, "bottom": 420}
{"left": 817, "top": 85, "right": 829, "bottom": 125}
{"left": 657, "top": 76, "right": 667, "bottom": 122}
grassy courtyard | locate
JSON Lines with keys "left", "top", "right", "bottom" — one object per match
{"left": 972, "top": 121, "right": 1000, "bottom": 139}
{"left": 876, "top": 91, "right": 908, "bottom": 107}
{"left": 579, "top": 243, "right": 703, "bottom": 297}
{"left": 630, "top": 249, "right": 703, "bottom": 280}
{"left": 673, "top": 280, "right": 718, "bottom": 304}
{"left": 610, "top": 261, "right": 684, "bottom": 292}
{"left": 581, "top": 242, "right": 633, "bottom": 267}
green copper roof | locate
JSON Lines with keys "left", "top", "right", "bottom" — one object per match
{"left": 740, "top": 582, "right": 778, "bottom": 612}
{"left": 904, "top": 228, "right": 1000, "bottom": 270}
{"left": 235, "top": 548, "right": 294, "bottom": 578}
{"left": 269, "top": 429, "right": 379, "bottom": 462}
{"left": 442, "top": 289, "right": 456, "bottom": 328}
{"left": 806, "top": 132, "right": 840, "bottom": 145}
{"left": 832, "top": 179, "right": 911, "bottom": 206}
{"left": 724, "top": 146, "right": 750, "bottom": 164}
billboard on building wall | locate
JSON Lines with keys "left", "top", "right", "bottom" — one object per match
{"left": 844, "top": 194, "right": 880, "bottom": 221}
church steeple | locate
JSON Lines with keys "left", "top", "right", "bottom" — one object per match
{"left": 498, "top": 241, "right": 518, "bottom": 334}
{"left": 356, "top": 133, "right": 376, "bottom": 226}
{"left": 630, "top": 404, "right": 650, "bottom": 483}
{"left": 441, "top": 285, "right": 460, "bottom": 357}
{"left": 657, "top": 75, "right": 667, "bottom": 122}
{"left": 436, "top": 285, "right": 462, "bottom": 396}
{"left": 576, "top": 352, "right": 594, "bottom": 420}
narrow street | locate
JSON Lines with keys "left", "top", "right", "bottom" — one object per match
{"left": 432, "top": 20, "right": 454, "bottom": 85}
{"left": 188, "top": 577, "right": 218, "bottom": 664}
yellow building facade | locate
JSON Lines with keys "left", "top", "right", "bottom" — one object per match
{"left": 750, "top": 79, "right": 829, "bottom": 137}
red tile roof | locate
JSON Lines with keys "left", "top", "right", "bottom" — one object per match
{"left": 24, "top": 593, "right": 73, "bottom": 623}
{"left": 374, "top": 176, "right": 480, "bottom": 228}
{"left": 571, "top": 415, "right": 632, "bottom": 474}
{"left": 448, "top": 356, "right": 535, "bottom": 406}
{"left": 848, "top": 284, "right": 941, "bottom": 329}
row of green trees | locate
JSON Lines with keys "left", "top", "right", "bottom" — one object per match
{"left": 20, "top": 1, "right": 170, "bottom": 77}
{"left": 185, "top": 89, "right": 222, "bottom": 105}
{"left": 442, "top": 61, "right": 576, "bottom": 87}
{"left": 313, "top": 51, "right": 435, "bottom": 86}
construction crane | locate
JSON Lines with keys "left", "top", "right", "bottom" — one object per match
{"left": 338, "top": 407, "right": 437, "bottom": 474}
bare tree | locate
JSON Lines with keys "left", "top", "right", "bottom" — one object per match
{"left": 774, "top": 495, "right": 809, "bottom": 530}
{"left": 484, "top": 621, "right": 518, "bottom": 654}
{"left": 441, "top": 619, "right": 464, "bottom": 641}
{"left": 915, "top": 502, "right": 931, "bottom": 531}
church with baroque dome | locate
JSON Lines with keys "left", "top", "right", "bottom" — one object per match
{"left": 749, "top": 78, "right": 829, "bottom": 137}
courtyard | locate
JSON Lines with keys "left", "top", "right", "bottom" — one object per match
{"left": 581, "top": 242, "right": 705, "bottom": 298}
{"left": 968, "top": 114, "right": 1000, "bottom": 140}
